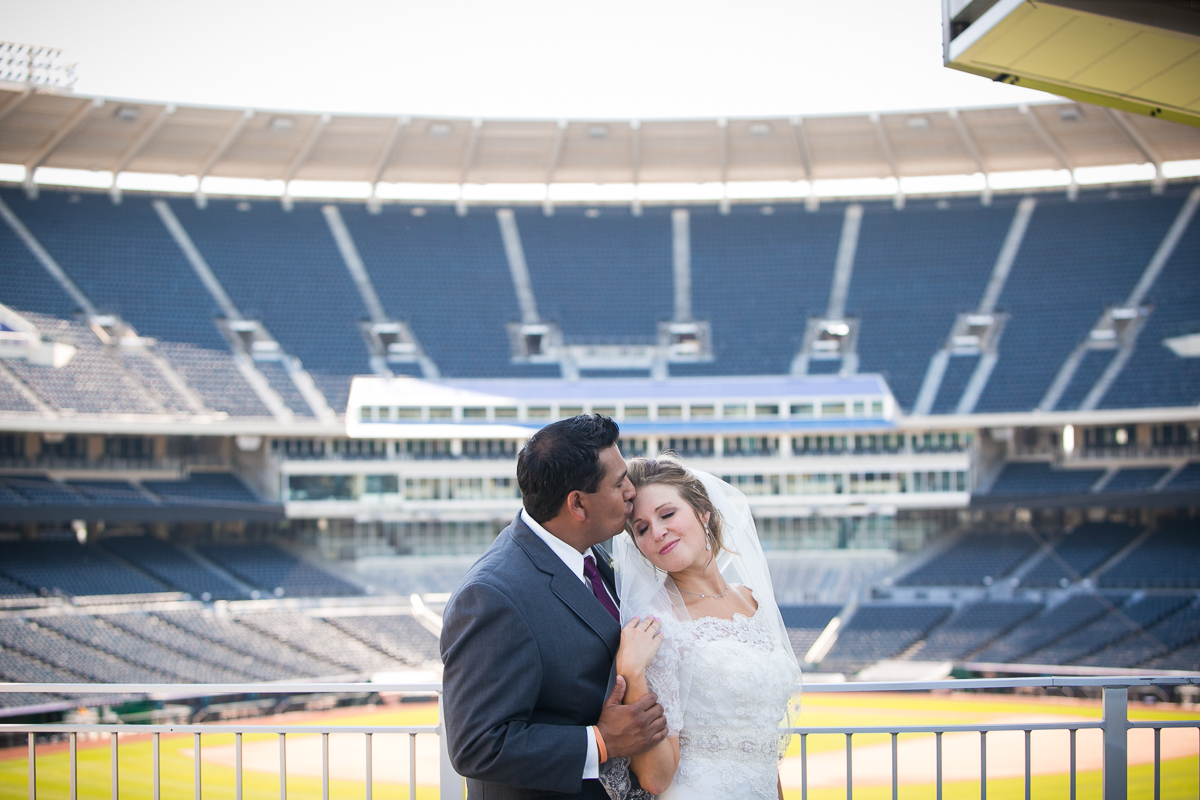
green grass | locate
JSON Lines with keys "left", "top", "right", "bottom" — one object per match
{"left": 1, "top": 696, "right": 1196, "bottom": 800}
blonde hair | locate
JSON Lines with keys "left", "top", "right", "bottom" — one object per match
{"left": 624, "top": 455, "right": 727, "bottom": 557}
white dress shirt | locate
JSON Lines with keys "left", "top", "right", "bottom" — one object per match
{"left": 520, "top": 508, "right": 616, "bottom": 781}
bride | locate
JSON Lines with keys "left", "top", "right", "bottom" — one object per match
{"left": 600, "top": 457, "right": 801, "bottom": 800}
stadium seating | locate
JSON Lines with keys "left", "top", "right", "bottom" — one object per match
{"left": 909, "top": 601, "right": 1042, "bottom": 662}
{"left": 1100, "top": 467, "right": 1169, "bottom": 493}
{"left": 897, "top": 532, "right": 1039, "bottom": 586}
{"left": 0, "top": 574, "right": 34, "bottom": 598}
{"left": 339, "top": 203, "right": 559, "bottom": 382}
{"left": 1164, "top": 463, "right": 1200, "bottom": 491}
{"left": 195, "top": 543, "right": 363, "bottom": 596}
{"left": 1019, "top": 522, "right": 1140, "bottom": 587}
{"left": 0, "top": 617, "right": 171, "bottom": 683}
{"left": 1143, "top": 640, "right": 1200, "bottom": 672}
{"left": 1, "top": 475, "right": 85, "bottom": 506}
{"left": 1053, "top": 350, "right": 1114, "bottom": 411}
{"left": 1098, "top": 520, "right": 1200, "bottom": 588}
{"left": 325, "top": 614, "right": 442, "bottom": 666}
{"left": 0, "top": 540, "right": 168, "bottom": 597}
{"left": 1022, "top": 593, "right": 1192, "bottom": 665}
{"left": 930, "top": 354, "right": 979, "bottom": 415}
{"left": 847, "top": 198, "right": 1011, "bottom": 410}
{"left": 256, "top": 360, "right": 315, "bottom": 417}
{"left": 975, "top": 189, "right": 1188, "bottom": 412}
{"left": 153, "top": 609, "right": 343, "bottom": 676}
{"left": 819, "top": 604, "right": 952, "bottom": 670}
{"left": 987, "top": 462, "right": 1106, "bottom": 496}
{"left": 971, "top": 594, "right": 1119, "bottom": 663}
{"left": 103, "top": 612, "right": 293, "bottom": 681}
{"left": 66, "top": 480, "right": 156, "bottom": 506}
{"left": 143, "top": 473, "right": 262, "bottom": 505}
{"left": 1079, "top": 601, "right": 1200, "bottom": 668}
{"left": 236, "top": 610, "right": 406, "bottom": 673}
{"left": 0, "top": 189, "right": 273, "bottom": 417}
{"left": 674, "top": 203, "right": 842, "bottom": 376}
{"left": 99, "top": 536, "right": 247, "bottom": 600}
{"left": 0, "top": 649, "right": 78, "bottom": 708}
{"left": 779, "top": 605, "right": 841, "bottom": 660}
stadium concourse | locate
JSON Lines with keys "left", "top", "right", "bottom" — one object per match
{"left": 1, "top": 93, "right": 1200, "bottom": 728}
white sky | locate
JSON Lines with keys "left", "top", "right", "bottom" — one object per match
{"left": 2, "top": 0, "right": 1048, "bottom": 119}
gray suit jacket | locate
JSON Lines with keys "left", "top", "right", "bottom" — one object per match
{"left": 440, "top": 514, "right": 622, "bottom": 799}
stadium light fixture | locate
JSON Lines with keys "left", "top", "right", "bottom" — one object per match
{"left": 1063, "top": 424, "right": 1075, "bottom": 455}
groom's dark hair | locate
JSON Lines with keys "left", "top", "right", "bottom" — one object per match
{"left": 517, "top": 414, "right": 621, "bottom": 523}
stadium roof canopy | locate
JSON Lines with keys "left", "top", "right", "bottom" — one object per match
{"left": 1, "top": 82, "right": 1199, "bottom": 202}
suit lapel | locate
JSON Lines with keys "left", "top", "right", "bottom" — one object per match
{"left": 513, "top": 520, "right": 621, "bottom": 656}
{"left": 592, "top": 544, "right": 620, "bottom": 606}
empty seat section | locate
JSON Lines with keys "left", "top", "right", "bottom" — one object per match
{"left": 1101, "top": 197, "right": 1200, "bottom": 408}
{"left": 154, "top": 609, "right": 342, "bottom": 676}
{"left": 99, "top": 535, "right": 246, "bottom": 599}
{"left": 675, "top": 203, "right": 842, "bottom": 376}
{"left": 339, "top": 204, "right": 559, "bottom": 380}
{"left": 0, "top": 189, "right": 271, "bottom": 417}
{"left": 848, "top": 199, "right": 1007, "bottom": 410}
{"left": 1098, "top": 521, "right": 1200, "bottom": 588}
{"left": 912, "top": 601, "right": 1042, "bottom": 661}
{"left": 972, "top": 594, "right": 1118, "bottom": 663}
{"left": 1020, "top": 522, "right": 1140, "bottom": 587}
{"left": 1, "top": 475, "right": 85, "bottom": 505}
{"left": 256, "top": 360, "right": 314, "bottom": 417}
{"left": 779, "top": 605, "right": 841, "bottom": 659}
{"left": 0, "top": 649, "right": 80, "bottom": 707}
{"left": 0, "top": 373, "right": 38, "bottom": 413}
{"left": 898, "top": 533, "right": 1038, "bottom": 586}
{"left": 516, "top": 207, "right": 672, "bottom": 343}
{"left": 66, "top": 480, "right": 155, "bottom": 506}
{"left": 167, "top": 198, "right": 369, "bottom": 410}
{"left": 1080, "top": 602, "right": 1200, "bottom": 668}
{"left": 118, "top": 352, "right": 195, "bottom": 413}
{"left": 1053, "top": 349, "right": 1114, "bottom": 410}
{"left": 143, "top": 473, "right": 261, "bottom": 505}
{"left": 0, "top": 574, "right": 33, "bottom": 598}
{"left": 930, "top": 354, "right": 979, "bottom": 414}
{"left": 0, "top": 617, "right": 172, "bottom": 683}
{"left": 976, "top": 190, "right": 1185, "bottom": 412}
{"left": 35, "top": 614, "right": 252, "bottom": 682}
{"left": 195, "top": 543, "right": 362, "bottom": 596}
{"left": 1143, "top": 640, "right": 1200, "bottom": 672}
{"left": 0, "top": 541, "right": 167, "bottom": 597}
{"left": 1024, "top": 593, "right": 1192, "bottom": 665}
{"left": 326, "top": 614, "right": 442, "bottom": 666}
{"left": 1101, "top": 467, "right": 1169, "bottom": 493}
{"left": 1164, "top": 462, "right": 1200, "bottom": 491}
{"left": 236, "top": 610, "right": 404, "bottom": 673}
{"left": 104, "top": 613, "right": 292, "bottom": 681}
{"left": 819, "top": 605, "right": 951, "bottom": 671}
{"left": 988, "top": 462, "right": 1105, "bottom": 495}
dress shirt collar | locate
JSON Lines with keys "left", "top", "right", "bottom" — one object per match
{"left": 521, "top": 507, "right": 592, "bottom": 585}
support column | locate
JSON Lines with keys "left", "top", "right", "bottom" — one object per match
{"left": 1101, "top": 687, "right": 1128, "bottom": 800}
{"left": 86, "top": 435, "right": 104, "bottom": 462}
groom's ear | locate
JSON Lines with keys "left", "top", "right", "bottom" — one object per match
{"left": 566, "top": 489, "right": 588, "bottom": 523}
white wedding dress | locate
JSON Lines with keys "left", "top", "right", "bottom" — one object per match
{"left": 648, "top": 592, "right": 797, "bottom": 800}
{"left": 608, "top": 469, "right": 801, "bottom": 800}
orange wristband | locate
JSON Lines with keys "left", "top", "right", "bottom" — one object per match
{"left": 593, "top": 726, "right": 608, "bottom": 764}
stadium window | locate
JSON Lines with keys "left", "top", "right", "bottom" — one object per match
{"left": 822, "top": 402, "right": 846, "bottom": 417}
{"left": 0, "top": 433, "right": 24, "bottom": 458}
{"left": 404, "top": 478, "right": 442, "bottom": 500}
{"left": 898, "top": 473, "right": 908, "bottom": 493}
{"left": 755, "top": 404, "right": 780, "bottom": 419}
{"left": 592, "top": 406, "right": 617, "bottom": 418}
{"left": 956, "top": 471, "right": 967, "bottom": 492}
{"left": 790, "top": 403, "right": 814, "bottom": 418}
{"left": 396, "top": 406, "right": 421, "bottom": 420}
{"left": 365, "top": 475, "right": 399, "bottom": 495}
{"left": 658, "top": 405, "right": 683, "bottom": 419}
{"left": 377, "top": 407, "right": 392, "bottom": 421}
{"left": 429, "top": 407, "right": 453, "bottom": 420}
{"left": 527, "top": 406, "right": 552, "bottom": 420}
{"left": 722, "top": 404, "right": 748, "bottom": 419}
{"left": 852, "top": 401, "right": 865, "bottom": 416}
{"left": 288, "top": 475, "right": 355, "bottom": 501}
{"left": 360, "top": 407, "right": 373, "bottom": 422}
{"left": 494, "top": 406, "right": 518, "bottom": 419}
{"left": 849, "top": 474, "right": 860, "bottom": 494}
{"left": 560, "top": 406, "right": 584, "bottom": 418}
{"left": 463, "top": 407, "right": 487, "bottom": 420}
{"left": 448, "top": 478, "right": 485, "bottom": 500}
{"left": 689, "top": 404, "right": 715, "bottom": 419}
{"left": 871, "top": 400, "right": 884, "bottom": 416}
{"left": 619, "top": 437, "right": 650, "bottom": 457}
{"left": 624, "top": 406, "right": 649, "bottom": 420}
{"left": 489, "top": 477, "right": 520, "bottom": 499}
{"left": 941, "top": 471, "right": 952, "bottom": 492}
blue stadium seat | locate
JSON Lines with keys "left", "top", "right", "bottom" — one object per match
{"left": 143, "top": 473, "right": 262, "bottom": 505}
{"left": 819, "top": 605, "right": 952, "bottom": 670}
{"left": 1020, "top": 522, "right": 1140, "bottom": 587}
{"left": 195, "top": 543, "right": 363, "bottom": 596}
{"left": 0, "top": 541, "right": 168, "bottom": 597}
{"left": 779, "top": 605, "right": 841, "bottom": 659}
{"left": 912, "top": 601, "right": 1042, "bottom": 661}
{"left": 1101, "top": 467, "right": 1169, "bottom": 493}
{"left": 1098, "top": 520, "right": 1200, "bottom": 588}
{"left": 898, "top": 532, "right": 1039, "bottom": 586}
{"left": 987, "top": 462, "right": 1105, "bottom": 495}
{"left": 99, "top": 535, "right": 246, "bottom": 599}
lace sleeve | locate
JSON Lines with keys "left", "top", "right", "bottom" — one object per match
{"left": 644, "top": 619, "right": 686, "bottom": 735}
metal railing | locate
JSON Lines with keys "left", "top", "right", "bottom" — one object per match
{"left": 1, "top": 676, "right": 1197, "bottom": 800}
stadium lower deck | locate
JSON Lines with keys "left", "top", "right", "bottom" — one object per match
{"left": 1, "top": 179, "right": 1199, "bottom": 721}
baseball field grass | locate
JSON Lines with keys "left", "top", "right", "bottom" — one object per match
{"left": 0, "top": 693, "right": 1195, "bottom": 800}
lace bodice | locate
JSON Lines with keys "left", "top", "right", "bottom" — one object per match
{"left": 644, "top": 599, "right": 798, "bottom": 800}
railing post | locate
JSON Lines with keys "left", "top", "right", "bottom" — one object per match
{"left": 1102, "top": 687, "right": 1128, "bottom": 800}
{"left": 28, "top": 733, "right": 35, "bottom": 800}
{"left": 438, "top": 693, "right": 463, "bottom": 800}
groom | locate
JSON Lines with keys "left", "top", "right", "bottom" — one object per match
{"left": 440, "top": 414, "right": 667, "bottom": 799}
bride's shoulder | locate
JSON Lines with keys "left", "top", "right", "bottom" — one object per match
{"left": 728, "top": 583, "right": 759, "bottom": 614}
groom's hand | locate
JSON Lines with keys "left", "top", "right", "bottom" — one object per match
{"left": 596, "top": 675, "right": 667, "bottom": 758}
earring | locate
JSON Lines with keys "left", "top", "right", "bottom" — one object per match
{"left": 704, "top": 523, "right": 712, "bottom": 551}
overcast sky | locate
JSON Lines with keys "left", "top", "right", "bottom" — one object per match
{"left": 3, "top": 0, "right": 1046, "bottom": 119}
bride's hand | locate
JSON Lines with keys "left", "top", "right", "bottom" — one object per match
{"left": 615, "top": 616, "right": 663, "bottom": 679}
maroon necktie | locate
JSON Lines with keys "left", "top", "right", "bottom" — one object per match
{"left": 583, "top": 554, "right": 620, "bottom": 622}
